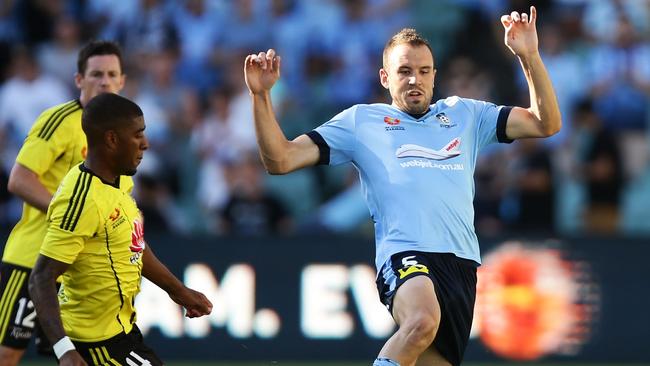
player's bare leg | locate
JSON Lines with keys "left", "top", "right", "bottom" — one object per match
{"left": 0, "top": 345, "right": 25, "bottom": 366}
{"left": 415, "top": 346, "right": 452, "bottom": 366}
{"left": 376, "top": 276, "right": 440, "bottom": 366}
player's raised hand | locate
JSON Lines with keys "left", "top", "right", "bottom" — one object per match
{"left": 170, "top": 287, "right": 213, "bottom": 318}
{"left": 244, "top": 49, "right": 281, "bottom": 95}
{"left": 501, "top": 6, "right": 538, "bottom": 58}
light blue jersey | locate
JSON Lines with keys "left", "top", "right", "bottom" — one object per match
{"left": 309, "top": 96, "right": 512, "bottom": 271}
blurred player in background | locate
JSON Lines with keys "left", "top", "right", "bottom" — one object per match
{"left": 0, "top": 40, "right": 126, "bottom": 365}
{"left": 28, "top": 93, "right": 213, "bottom": 366}
{"left": 244, "top": 6, "right": 560, "bottom": 366}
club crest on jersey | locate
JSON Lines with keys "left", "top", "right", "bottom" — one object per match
{"left": 130, "top": 219, "right": 145, "bottom": 263}
{"left": 384, "top": 116, "right": 405, "bottom": 131}
{"left": 436, "top": 113, "right": 457, "bottom": 128}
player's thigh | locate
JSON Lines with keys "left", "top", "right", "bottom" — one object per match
{"left": 0, "top": 262, "right": 37, "bottom": 350}
{"left": 392, "top": 275, "right": 440, "bottom": 329}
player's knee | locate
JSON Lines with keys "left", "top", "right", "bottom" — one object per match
{"left": 401, "top": 313, "right": 438, "bottom": 348}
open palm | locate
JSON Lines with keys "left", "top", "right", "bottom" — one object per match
{"left": 244, "top": 50, "right": 281, "bottom": 95}
{"left": 501, "top": 6, "right": 538, "bottom": 58}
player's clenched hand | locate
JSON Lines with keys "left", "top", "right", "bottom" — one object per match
{"left": 59, "top": 350, "right": 88, "bottom": 366}
{"left": 170, "top": 287, "right": 213, "bottom": 318}
{"left": 244, "top": 49, "right": 281, "bottom": 95}
{"left": 501, "top": 6, "right": 538, "bottom": 58}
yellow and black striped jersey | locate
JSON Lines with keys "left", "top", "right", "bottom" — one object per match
{"left": 41, "top": 164, "right": 141, "bottom": 342}
{"left": 3, "top": 100, "right": 85, "bottom": 268}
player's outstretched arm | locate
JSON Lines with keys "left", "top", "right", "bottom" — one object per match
{"left": 500, "top": 6, "right": 561, "bottom": 140}
{"left": 244, "top": 49, "right": 320, "bottom": 174}
{"left": 7, "top": 163, "right": 53, "bottom": 212}
{"left": 29, "top": 255, "right": 87, "bottom": 365}
{"left": 142, "top": 245, "right": 213, "bottom": 318}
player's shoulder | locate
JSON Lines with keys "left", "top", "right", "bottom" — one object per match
{"left": 435, "top": 96, "right": 494, "bottom": 112}
{"left": 31, "top": 99, "right": 83, "bottom": 140}
{"left": 437, "top": 96, "right": 474, "bottom": 107}
{"left": 37, "top": 99, "right": 82, "bottom": 122}
{"left": 55, "top": 164, "right": 92, "bottom": 199}
{"left": 348, "top": 103, "right": 397, "bottom": 119}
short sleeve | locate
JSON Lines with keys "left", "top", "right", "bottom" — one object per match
{"left": 310, "top": 106, "right": 357, "bottom": 165}
{"left": 468, "top": 99, "right": 513, "bottom": 150}
{"left": 41, "top": 182, "right": 99, "bottom": 264}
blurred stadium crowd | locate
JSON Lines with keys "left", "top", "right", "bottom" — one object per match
{"left": 0, "top": 0, "right": 649, "bottom": 237}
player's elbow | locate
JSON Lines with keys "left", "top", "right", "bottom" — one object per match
{"left": 263, "top": 160, "right": 292, "bottom": 175}
{"left": 27, "top": 268, "right": 45, "bottom": 299}
{"left": 542, "top": 116, "right": 562, "bottom": 137}
{"left": 7, "top": 172, "right": 20, "bottom": 195}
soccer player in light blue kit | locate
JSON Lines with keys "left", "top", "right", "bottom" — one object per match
{"left": 244, "top": 6, "right": 560, "bottom": 366}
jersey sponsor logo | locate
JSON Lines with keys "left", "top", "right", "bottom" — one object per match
{"left": 130, "top": 220, "right": 145, "bottom": 264}
{"left": 10, "top": 327, "right": 32, "bottom": 339}
{"left": 399, "top": 160, "right": 465, "bottom": 170}
{"left": 436, "top": 112, "right": 457, "bottom": 128}
{"left": 395, "top": 138, "right": 461, "bottom": 161}
{"left": 130, "top": 220, "right": 145, "bottom": 253}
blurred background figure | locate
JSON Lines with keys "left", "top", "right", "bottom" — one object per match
{"left": 218, "top": 151, "right": 292, "bottom": 236}
{"left": 574, "top": 99, "right": 624, "bottom": 234}
{"left": 502, "top": 139, "right": 555, "bottom": 235}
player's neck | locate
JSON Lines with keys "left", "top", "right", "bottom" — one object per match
{"left": 83, "top": 155, "right": 120, "bottom": 187}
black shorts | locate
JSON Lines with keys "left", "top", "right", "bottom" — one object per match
{"left": 376, "top": 251, "right": 477, "bottom": 366}
{"left": 0, "top": 262, "right": 53, "bottom": 354}
{"left": 73, "top": 325, "right": 162, "bottom": 366}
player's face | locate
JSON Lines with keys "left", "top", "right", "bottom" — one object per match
{"left": 116, "top": 116, "right": 148, "bottom": 176}
{"left": 76, "top": 55, "right": 125, "bottom": 102}
{"left": 380, "top": 44, "right": 436, "bottom": 115}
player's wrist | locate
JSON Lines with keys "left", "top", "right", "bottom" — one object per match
{"left": 53, "top": 335, "right": 76, "bottom": 359}
{"left": 516, "top": 49, "right": 540, "bottom": 61}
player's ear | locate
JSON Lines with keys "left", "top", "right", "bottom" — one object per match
{"left": 74, "top": 73, "right": 83, "bottom": 89}
{"left": 379, "top": 68, "right": 389, "bottom": 89}
{"left": 118, "top": 73, "right": 126, "bottom": 92}
{"left": 105, "top": 130, "right": 119, "bottom": 151}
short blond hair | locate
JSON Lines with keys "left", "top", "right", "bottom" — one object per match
{"left": 382, "top": 28, "right": 433, "bottom": 69}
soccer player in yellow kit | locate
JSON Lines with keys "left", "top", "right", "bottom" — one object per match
{"left": 29, "top": 93, "right": 213, "bottom": 366}
{"left": 0, "top": 41, "right": 127, "bottom": 365}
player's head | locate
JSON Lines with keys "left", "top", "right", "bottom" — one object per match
{"left": 380, "top": 28, "right": 436, "bottom": 115}
{"left": 76, "top": 41, "right": 125, "bottom": 105}
{"left": 82, "top": 93, "right": 148, "bottom": 176}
